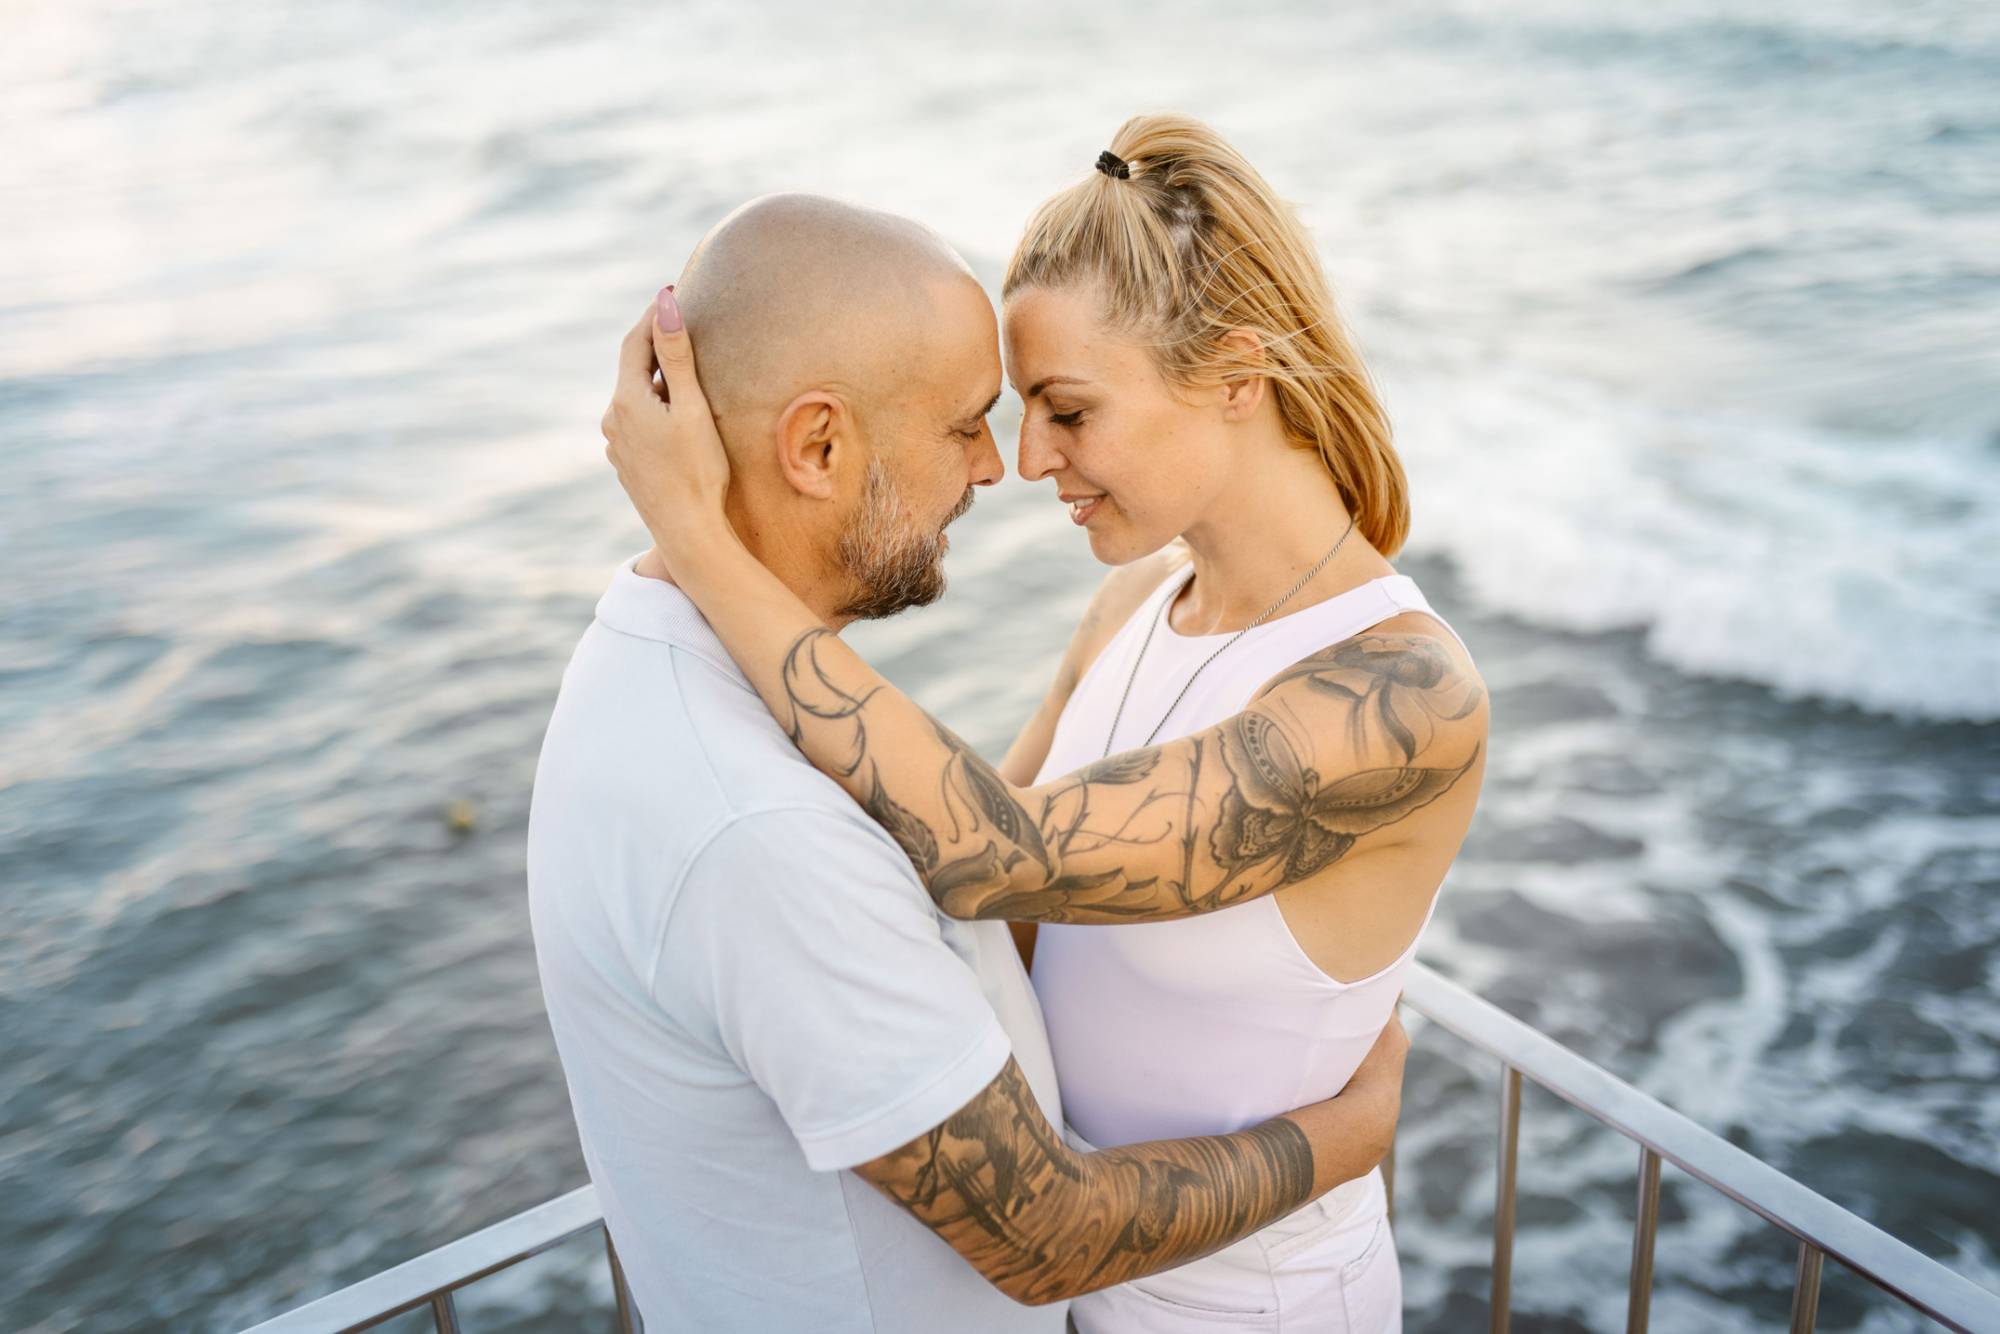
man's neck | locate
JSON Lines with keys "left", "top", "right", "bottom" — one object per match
{"left": 631, "top": 525, "right": 855, "bottom": 632}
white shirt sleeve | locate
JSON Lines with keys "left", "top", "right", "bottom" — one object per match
{"left": 657, "top": 804, "right": 1012, "bottom": 1172}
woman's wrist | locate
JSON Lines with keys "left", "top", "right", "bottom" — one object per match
{"left": 661, "top": 512, "right": 752, "bottom": 597}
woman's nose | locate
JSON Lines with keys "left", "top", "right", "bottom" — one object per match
{"left": 1016, "top": 422, "right": 1066, "bottom": 483}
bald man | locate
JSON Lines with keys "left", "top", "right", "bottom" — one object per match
{"left": 527, "top": 196, "right": 1405, "bottom": 1333}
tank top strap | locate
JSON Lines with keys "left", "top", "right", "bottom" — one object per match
{"left": 1153, "top": 560, "right": 1198, "bottom": 616}
{"left": 1372, "top": 574, "right": 1473, "bottom": 661}
{"left": 1107, "top": 565, "right": 1458, "bottom": 661}
{"left": 1389, "top": 870, "right": 1447, "bottom": 966}
{"left": 1267, "top": 861, "right": 1446, "bottom": 993}
{"left": 1068, "top": 560, "right": 1195, "bottom": 701}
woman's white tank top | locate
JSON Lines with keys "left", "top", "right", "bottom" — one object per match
{"left": 1031, "top": 561, "right": 1466, "bottom": 1148}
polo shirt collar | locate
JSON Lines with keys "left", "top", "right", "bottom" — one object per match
{"left": 594, "top": 551, "right": 745, "bottom": 682}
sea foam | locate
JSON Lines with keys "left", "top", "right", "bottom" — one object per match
{"left": 1385, "top": 359, "right": 2000, "bottom": 722}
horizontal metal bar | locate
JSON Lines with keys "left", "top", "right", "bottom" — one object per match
{"left": 1403, "top": 964, "right": 2000, "bottom": 1333}
{"left": 238, "top": 1185, "right": 605, "bottom": 1334}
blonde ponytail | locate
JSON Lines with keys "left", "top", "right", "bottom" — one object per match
{"left": 1004, "top": 114, "right": 1410, "bottom": 555}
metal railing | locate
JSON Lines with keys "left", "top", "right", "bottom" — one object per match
{"left": 1396, "top": 965, "right": 2000, "bottom": 1334}
{"left": 239, "top": 962, "right": 2000, "bottom": 1333}
{"left": 238, "top": 1186, "right": 641, "bottom": 1334}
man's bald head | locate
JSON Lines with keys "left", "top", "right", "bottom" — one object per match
{"left": 663, "top": 194, "right": 1004, "bottom": 625}
{"left": 674, "top": 194, "right": 979, "bottom": 454}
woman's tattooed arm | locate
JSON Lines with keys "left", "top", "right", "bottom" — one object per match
{"left": 853, "top": 1027, "right": 1406, "bottom": 1305}
{"left": 767, "top": 617, "right": 1487, "bottom": 922}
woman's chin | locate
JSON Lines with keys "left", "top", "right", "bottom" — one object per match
{"left": 1081, "top": 517, "right": 1160, "bottom": 568}
{"left": 1079, "top": 522, "right": 1119, "bottom": 565}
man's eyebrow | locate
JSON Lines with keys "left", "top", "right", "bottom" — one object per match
{"left": 1024, "top": 375, "right": 1088, "bottom": 399}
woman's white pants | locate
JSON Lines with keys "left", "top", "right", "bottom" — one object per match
{"left": 1066, "top": 1127, "right": 1402, "bottom": 1334}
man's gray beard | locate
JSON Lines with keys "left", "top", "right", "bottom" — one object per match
{"left": 834, "top": 458, "right": 973, "bottom": 622}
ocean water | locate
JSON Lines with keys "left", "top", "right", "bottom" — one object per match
{"left": 2, "top": 1, "right": 1996, "bottom": 1330}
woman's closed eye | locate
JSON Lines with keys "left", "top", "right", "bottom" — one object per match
{"left": 1049, "top": 410, "right": 1086, "bottom": 429}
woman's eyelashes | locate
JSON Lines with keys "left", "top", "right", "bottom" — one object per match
{"left": 1048, "top": 409, "right": 1086, "bottom": 429}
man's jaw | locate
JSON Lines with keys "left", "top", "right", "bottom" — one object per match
{"left": 935, "top": 487, "right": 977, "bottom": 545}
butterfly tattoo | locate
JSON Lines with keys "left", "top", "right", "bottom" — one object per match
{"left": 1209, "top": 710, "right": 1480, "bottom": 888}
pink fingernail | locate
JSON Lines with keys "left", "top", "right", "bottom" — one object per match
{"left": 655, "top": 285, "right": 683, "bottom": 333}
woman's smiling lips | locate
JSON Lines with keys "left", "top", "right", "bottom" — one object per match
{"left": 1061, "top": 491, "right": 1106, "bottom": 525}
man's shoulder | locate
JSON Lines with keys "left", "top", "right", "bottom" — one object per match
{"left": 537, "top": 619, "right": 890, "bottom": 882}
{"left": 686, "top": 801, "right": 920, "bottom": 897}
{"left": 563, "top": 619, "right": 849, "bottom": 798}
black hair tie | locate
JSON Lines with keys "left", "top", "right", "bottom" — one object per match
{"left": 1095, "top": 150, "right": 1131, "bottom": 180}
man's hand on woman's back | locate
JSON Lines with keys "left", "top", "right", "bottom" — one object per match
{"left": 852, "top": 1009, "right": 1409, "bottom": 1306}
{"left": 1284, "top": 1013, "right": 1408, "bottom": 1197}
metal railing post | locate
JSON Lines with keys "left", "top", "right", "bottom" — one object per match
{"left": 1492, "top": 1063, "right": 1523, "bottom": 1334}
{"left": 608, "top": 1229, "right": 642, "bottom": 1334}
{"left": 429, "top": 1291, "right": 461, "bottom": 1334}
{"left": 1790, "top": 1243, "right": 1824, "bottom": 1334}
{"left": 1627, "top": 1147, "right": 1662, "bottom": 1333}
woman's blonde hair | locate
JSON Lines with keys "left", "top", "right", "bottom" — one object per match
{"left": 1003, "top": 114, "right": 1409, "bottom": 555}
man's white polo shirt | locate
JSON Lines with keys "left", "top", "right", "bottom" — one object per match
{"left": 527, "top": 556, "right": 1066, "bottom": 1333}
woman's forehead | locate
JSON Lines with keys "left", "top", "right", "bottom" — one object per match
{"left": 1003, "top": 286, "right": 1149, "bottom": 391}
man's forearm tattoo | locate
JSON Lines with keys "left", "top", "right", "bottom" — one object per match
{"left": 781, "top": 627, "right": 1484, "bottom": 921}
{"left": 858, "top": 1059, "right": 1316, "bottom": 1304}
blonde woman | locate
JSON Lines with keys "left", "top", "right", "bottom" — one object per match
{"left": 609, "top": 116, "right": 1487, "bottom": 1331}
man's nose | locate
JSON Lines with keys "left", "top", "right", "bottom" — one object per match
{"left": 968, "top": 426, "right": 1004, "bottom": 487}
{"left": 1016, "top": 421, "right": 1065, "bottom": 483}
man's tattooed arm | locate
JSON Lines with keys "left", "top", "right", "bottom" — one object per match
{"left": 854, "top": 1025, "right": 1406, "bottom": 1305}
{"left": 766, "top": 615, "right": 1487, "bottom": 922}
{"left": 654, "top": 516, "right": 1482, "bottom": 921}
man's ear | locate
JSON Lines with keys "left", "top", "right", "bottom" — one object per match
{"left": 773, "top": 390, "right": 849, "bottom": 500}
{"left": 1216, "top": 328, "right": 1269, "bottom": 422}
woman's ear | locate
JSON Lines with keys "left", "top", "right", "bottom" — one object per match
{"left": 1216, "top": 328, "right": 1269, "bottom": 422}
{"left": 773, "top": 390, "right": 847, "bottom": 500}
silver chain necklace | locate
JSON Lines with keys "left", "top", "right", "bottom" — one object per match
{"left": 1101, "top": 516, "right": 1359, "bottom": 757}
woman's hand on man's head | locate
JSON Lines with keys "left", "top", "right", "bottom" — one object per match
{"left": 602, "top": 287, "right": 734, "bottom": 569}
